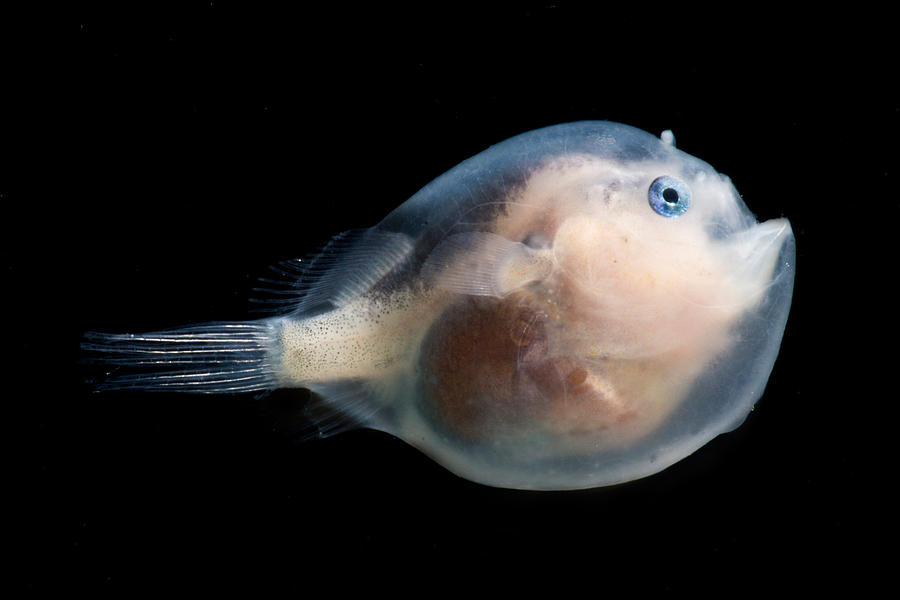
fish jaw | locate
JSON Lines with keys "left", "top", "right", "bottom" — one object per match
{"left": 723, "top": 217, "right": 794, "bottom": 309}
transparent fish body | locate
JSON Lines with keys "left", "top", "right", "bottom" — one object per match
{"left": 85, "top": 121, "right": 795, "bottom": 490}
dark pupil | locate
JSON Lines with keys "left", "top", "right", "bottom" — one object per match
{"left": 662, "top": 188, "right": 679, "bottom": 204}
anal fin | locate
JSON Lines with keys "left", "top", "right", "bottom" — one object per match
{"left": 261, "top": 379, "right": 386, "bottom": 442}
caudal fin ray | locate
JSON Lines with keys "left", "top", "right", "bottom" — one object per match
{"left": 82, "top": 322, "right": 278, "bottom": 393}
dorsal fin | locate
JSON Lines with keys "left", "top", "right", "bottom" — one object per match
{"left": 249, "top": 228, "right": 414, "bottom": 316}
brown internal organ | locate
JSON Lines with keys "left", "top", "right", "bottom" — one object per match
{"left": 420, "top": 295, "right": 628, "bottom": 441}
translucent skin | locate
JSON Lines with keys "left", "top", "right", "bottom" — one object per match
{"left": 274, "top": 122, "right": 795, "bottom": 489}
{"left": 87, "top": 121, "right": 794, "bottom": 490}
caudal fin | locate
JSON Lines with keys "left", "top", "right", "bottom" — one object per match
{"left": 82, "top": 321, "right": 279, "bottom": 393}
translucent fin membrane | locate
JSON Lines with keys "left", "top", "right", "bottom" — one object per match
{"left": 82, "top": 322, "right": 277, "bottom": 393}
{"left": 249, "top": 228, "right": 412, "bottom": 315}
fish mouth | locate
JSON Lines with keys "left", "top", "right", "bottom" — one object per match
{"left": 728, "top": 217, "right": 794, "bottom": 301}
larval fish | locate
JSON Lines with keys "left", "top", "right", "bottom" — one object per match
{"left": 84, "top": 121, "right": 795, "bottom": 490}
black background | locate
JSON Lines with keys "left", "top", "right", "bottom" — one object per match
{"left": 6, "top": 3, "right": 892, "bottom": 594}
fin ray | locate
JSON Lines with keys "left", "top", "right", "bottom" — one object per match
{"left": 82, "top": 322, "right": 277, "bottom": 393}
{"left": 421, "top": 231, "right": 552, "bottom": 297}
{"left": 249, "top": 228, "right": 413, "bottom": 315}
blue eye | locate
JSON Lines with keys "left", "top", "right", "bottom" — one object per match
{"left": 648, "top": 176, "right": 691, "bottom": 217}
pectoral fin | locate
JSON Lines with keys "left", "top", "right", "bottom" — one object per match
{"left": 422, "top": 232, "right": 552, "bottom": 297}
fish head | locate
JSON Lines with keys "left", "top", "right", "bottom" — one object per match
{"left": 548, "top": 152, "right": 793, "bottom": 363}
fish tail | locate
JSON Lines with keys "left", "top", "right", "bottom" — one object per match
{"left": 82, "top": 321, "right": 279, "bottom": 394}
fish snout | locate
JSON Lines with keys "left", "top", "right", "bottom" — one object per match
{"left": 731, "top": 217, "right": 794, "bottom": 298}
